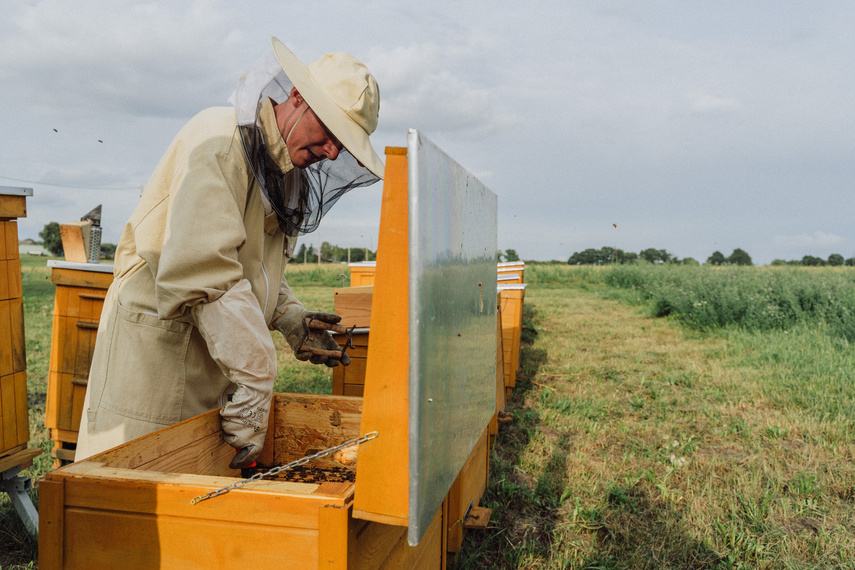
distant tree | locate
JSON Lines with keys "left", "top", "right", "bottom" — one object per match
{"left": 100, "top": 243, "right": 117, "bottom": 259}
{"left": 639, "top": 248, "right": 671, "bottom": 264}
{"left": 802, "top": 255, "right": 825, "bottom": 267}
{"left": 504, "top": 249, "right": 520, "bottom": 262}
{"left": 348, "top": 247, "right": 367, "bottom": 263}
{"left": 321, "top": 241, "right": 347, "bottom": 263}
{"left": 680, "top": 257, "right": 700, "bottom": 266}
{"left": 496, "top": 251, "right": 504, "bottom": 262}
{"left": 727, "top": 248, "right": 753, "bottom": 266}
{"left": 639, "top": 248, "right": 657, "bottom": 264}
{"left": 770, "top": 259, "right": 789, "bottom": 266}
{"left": 706, "top": 251, "right": 726, "bottom": 266}
{"left": 568, "top": 248, "right": 602, "bottom": 265}
{"left": 40, "top": 222, "right": 63, "bottom": 256}
{"left": 600, "top": 247, "right": 632, "bottom": 264}
{"left": 845, "top": 258, "right": 855, "bottom": 267}
{"left": 567, "top": 247, "right": 640, "bottom": 265}
{"left": 828, "top": 253, "right": 844, "bottom": 267}
{"left": 295, "top": 243, "right": 318, "bottom": 263}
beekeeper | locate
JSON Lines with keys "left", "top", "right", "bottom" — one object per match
{"left": 75, "top": 37, "right": 384, "bottom": 468}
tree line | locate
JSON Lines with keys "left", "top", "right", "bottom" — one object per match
{"left": 568, "top": 247, "right": 855, "bottom": 267}
{"left": 770, "top": 254, "right": 855, "bottom": 267}
{"left": 37, "top": 222, "right": 375, "bottom": 264}
{"left": 294, "top": 242, "right": 375, "bottom": 263}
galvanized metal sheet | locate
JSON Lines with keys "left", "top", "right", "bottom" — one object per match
{"left": 0, "top": 186, "right": 33, "bottom": 196}
{"left": 407, "top": 129, "right": 498, "bottom": 545}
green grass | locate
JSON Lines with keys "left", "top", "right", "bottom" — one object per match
{"left": 458, "top": 265, "right": 855, "bottom": 569}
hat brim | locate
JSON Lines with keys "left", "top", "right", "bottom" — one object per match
{"left": 271, "top": 37, "right": 385, "bottom": 179}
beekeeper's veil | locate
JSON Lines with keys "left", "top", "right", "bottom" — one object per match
{"left": 231, "top": 37, "right": 383, "bottom": 236}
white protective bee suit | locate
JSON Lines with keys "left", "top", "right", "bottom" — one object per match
{"left": 75, "top": 39, "right": 383, "bottom": 466}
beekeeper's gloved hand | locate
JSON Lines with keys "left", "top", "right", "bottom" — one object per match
{"left": 190, "top": 279, "right": 275, "bottom": 470}
{"left": 275, "top": 309, "right": 350, "bottom": 367}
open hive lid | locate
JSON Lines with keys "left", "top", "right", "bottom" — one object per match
{"left": 353, "top": 130, "right": 498, "bottom": 545}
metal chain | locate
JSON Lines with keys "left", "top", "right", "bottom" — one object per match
{"left": 190, "top": 431, "right": 379, "bottom": 505}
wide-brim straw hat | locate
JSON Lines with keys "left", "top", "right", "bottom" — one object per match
{"left": 271, "top": 37, "right": 384, "bottom": 179}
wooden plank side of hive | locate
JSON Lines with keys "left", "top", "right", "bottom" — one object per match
{"left": 353, "top": 146, "right": 411, "bottom": 527}
{"left": 89, "top": 408, "right": 233, "bottom": 474}
{"left": 57, "top": 460, "right": 345, "bottom": 522}
{"left": 50, "top": 267, "right": 114, "bottom": 290}
{"left": 60, "top": 505, "right": 321, "bottom": 569}
{"left": 38, "top": 477, "right": 65, "bottom": 570}
{"left": 361, "top": 504, "right": 445, "bottom": 570}
{"left": 0, "top": 195, "right": 27, "bottom": 219}
{"left": 444, "top": 425, "right": 490, "bottom": 554}
{"left": 271, "top": 392, "right": 363, "bottom": 467}
{"left": 333, "top": 285, "right": 374, "bottom": 328}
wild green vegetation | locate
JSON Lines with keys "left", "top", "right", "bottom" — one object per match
{"left": 605, "top": 264, "right": 855, "bottom": 341}
{"left": 5, "top": 261, "right": 855, "bottom": 568}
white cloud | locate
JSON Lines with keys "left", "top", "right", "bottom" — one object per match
{"left": 0, "top": 0, "right": 248, "bottom": 118}
{"left": 366, "top": 42, "right": 520, "bottom": 141}
{"left": 773, "top": 231, "right": 845, "bottom": 248}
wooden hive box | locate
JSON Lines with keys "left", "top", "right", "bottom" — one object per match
{"left": 0, "top": 187, "right": 31, "bottom": 459}
{"left": 39, "top": 392, "right": 445, "bottom": 569}
{"left": 44, "top": 260, "right": 114, "bottom": 465}
{"left": 331, "top": 285, "right": 372, "bottom": 397}
{"left": 498, "top": 283, "right": 527, "bottom": 396}
{"left": 332, "top": 330, "right": 369, "bottom": 397}
{"left": 497, "top": 261, "right": 524, "bottom": 282}
{"left": 347, "top": 262, "right": 376, "bottom": 287}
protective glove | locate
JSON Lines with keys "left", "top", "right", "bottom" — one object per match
{"left": 191, "top": 279, "right": 275, "bottom": 469}
{"left": 275, "top": 309, "right": 351, "bottom": 367}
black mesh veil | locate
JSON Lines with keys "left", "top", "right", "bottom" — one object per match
{"left": 231, "top": 51, "right": 380, "bottom": 237}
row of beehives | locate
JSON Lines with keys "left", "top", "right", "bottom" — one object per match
{"left": 333, "top": 259, "right": 527, "bottom": 405}
{"left": 38, "top": 136, "right": 511, "bottom": 568}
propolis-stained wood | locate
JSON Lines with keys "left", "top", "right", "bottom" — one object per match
{"left": 38, "top": 392, "right": 446, "bottom": 569}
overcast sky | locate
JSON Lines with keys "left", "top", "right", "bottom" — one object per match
{"left": 2, "top": 1, "right": 853, "bottom": 265}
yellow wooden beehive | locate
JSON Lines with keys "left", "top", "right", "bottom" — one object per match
{"left": 0, "top": 189, "right": 31, "bottom": 459}
{"left": 44, "top": 261, "right": 113, "bottom": 465}
{"left": 39, "top": 392, "right": 446, "bottom": 569}
{"left": 347, "top": 262, "right": 376, "bottom": 287}
{"left": 498, "top": 283, "right": 527, "bottom": 396}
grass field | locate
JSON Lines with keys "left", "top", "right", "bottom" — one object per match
{"left": 4, "top": 261, "right": 855, "bottom": 568}
{"left": 459, "top": 264, "right": 855, "bottom": 569}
